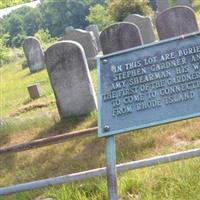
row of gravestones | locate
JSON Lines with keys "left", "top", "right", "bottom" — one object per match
{"left": 23, "top": 6, "right": 199, "bottom": 119}
{"left": 23, "top": 25, "right": 101, "bottom": 73}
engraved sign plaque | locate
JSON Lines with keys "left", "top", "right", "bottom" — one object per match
{"left": 98, "top": 32, "right": 200, "bottom": 137}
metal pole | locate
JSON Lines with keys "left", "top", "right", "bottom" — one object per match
{"left": 0, "top": 148, "right": 199, "bottom": 196}
{"left": 106, "top": 136, "right": 118, "bottom": 200}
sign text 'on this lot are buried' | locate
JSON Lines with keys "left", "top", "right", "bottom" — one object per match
{"left": 98, "top": 32, "right": 200, "bottom": 137}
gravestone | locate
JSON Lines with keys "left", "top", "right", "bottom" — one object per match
{"left": 23, "top": 37, "right": 45, "bottom": 73}
{"left": 65, "top": 26, "right": 74, "bottom": 34}
{"left": 63, "top": 29, "right": 98, "bottom": 69}
{"left": 86, "top": 24, "right": 101, "bottom": 51}
{"left": 100, "top": 22, "right": 143, "bottom": 55}
{"left": 156, "top": 0, "right": 169, "bottom": 13}
{"left": 123, "top": 14, "right": 155, "bottom": 44}
{"left": 27, "top": 83, "right": 41, "bottom": 99}
{"left": 45, "top": 41, "right": 97, "bottom": 118}
{"left": 156, "top": 6, "right": 198, "bottom": 40}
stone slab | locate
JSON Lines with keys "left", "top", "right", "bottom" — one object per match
{"left": 124, "top": 14, "right": 155, "bottom": 44}
{"left": 156, "top": 6, "right": 198, "bottom": 40}
{"left": 100, "top": 22, "right": 143, "bottom": 55}
{"left": 45, "top": 41, "right": 97, "bottom": 118}
{"left": 23, "top": 37, "right": 45, "bottom": 73}
{"left": 86, "top": 24, "right": 101, "bottom": 51}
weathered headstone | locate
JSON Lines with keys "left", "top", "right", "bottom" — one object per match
{"left": 23, "top": 37, "right": 45, "bottom": 73}
{"left": 156, "top": 6, "right": 198, "bottom": 40}
{"left": 156, "top": 0, "right": 169, "bottom": 13}
{"left": 100, "top": 22, "right": 143, "bottom": 55}
{"left": 86, "top": 24, "right": 101, "bottom": 51}
{"left": 27, "top": 83, "right": 41, "bottom": 99}
{"left": 123, "top": 14, "right": 155, "bottom": 44}
{"left": 45, "top": 41, "right": 97, "bottom": 118}
{"left": 63, "top": 29, "right": 98, "bottom": 69}
{"left": 65, "top": 26, "right": 74, "bottom": 34}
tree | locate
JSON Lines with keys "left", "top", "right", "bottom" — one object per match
{"left": 39, "top": 0, "right": 92, "bottom": 37}
{"left": 23, "top": 8, "right": 42, "bottom": 36}
{"left": 108, "top": 0, "right": 152, "bottom": 22}
{"left": 86, "top": 4, "right": 112, "bottom": 30}
{"left": 7, "top": 14, "right": 24, "bottom": 37}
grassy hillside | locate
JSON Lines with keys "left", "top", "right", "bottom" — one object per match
{"left": 0, "top": 55, "right": 200, "bottom": 199}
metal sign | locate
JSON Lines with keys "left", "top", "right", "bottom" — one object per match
{"left": 98, "top": 32, "right": 200, "bottom": 137}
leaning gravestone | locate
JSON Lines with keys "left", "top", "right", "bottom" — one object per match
{"left": 86, "top": 24, "right": 101, "bottom": 51}
{"left": 156, "top": 0, "right": 169, "bottom": 13}
{"left": 156, "top": 6, "right": 198, "bottom": 40}
{"left": 123, "top": 14, "right": 155, "bottom": 44}
{"left": 100, "top": 22, "right": 143, "bottom": 55}
{"left": 63, "top": 29, "right": 97, "bottom": 69}
{"left": 23, "top": 37, "right": 45, "bottom": 73}
{"left": 45, "top": 41, "right": 97, "bottom": 118}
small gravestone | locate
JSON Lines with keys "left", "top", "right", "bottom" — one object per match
{"left": 124, "top": 14, "right": 155, "bottom": 44}
{"left": 156, "top": 0, "right": 169, "bottom": 13}
{"left": 63, "top": 29, "right": 98, "bottom": 69}
{"left": 27, "top": 83, "right": 41, "bottom": 99}
{"left": 86, "top": 24, "right": 101, "bottom": 51}
{"left": 156, "top": 6, "right": 198, "bottom": 40}
{"left": 65, "top": 26, "right": 74, "bottom": 34}
{"left": 23, "top": 37, "right": 45, "bottom": 73}
{"left": 100, "top": 22, "right": 143, "bottom": 55}
{"left": 45, "top": 41, "right": 97, "bottom": 118}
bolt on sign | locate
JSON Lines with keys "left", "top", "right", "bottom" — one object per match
{"left": 98, "top": 32, "right": 200, "bottom": 137}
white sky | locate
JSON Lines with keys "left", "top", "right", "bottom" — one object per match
{"left": 0, "top": 0, "right": 40, "bottom": 18}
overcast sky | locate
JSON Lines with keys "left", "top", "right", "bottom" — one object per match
{"left": 0, "top": 0, "right": 40, "bottom": 18}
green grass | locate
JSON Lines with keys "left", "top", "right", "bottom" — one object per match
{"left": 0, "top": 9, "right": 200, "bottom": 199}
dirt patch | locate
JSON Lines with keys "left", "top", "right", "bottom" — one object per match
{"left": 10, "top": 100, "right": 54, "bottom": 117}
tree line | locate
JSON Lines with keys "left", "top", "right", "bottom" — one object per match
{"left": 0, "top": 0, "right": 151, "bottom": 48}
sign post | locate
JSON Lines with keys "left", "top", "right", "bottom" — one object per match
{"left": 106, "top": 136, "right": 118, "bottom": 200}
{"left": 97, "top": 32, "right": 200, "bottom": 199}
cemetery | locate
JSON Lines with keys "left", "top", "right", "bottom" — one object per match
{"left": 0, "top": 0, "right": 200, "bottom": 199}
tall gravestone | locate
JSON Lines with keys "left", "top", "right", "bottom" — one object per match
{"left": 100, "top": 22, "right": 143, "bottom": 55}
{"left": 86, "top": 24, "right": 101, "bottom": 51}
{"left": 156, "top": 0, "right": 169, "bottom": 13}
{"left": 63, "top": 29, "right": 97, "bottom": 69}
{"left": 156, "top": 6, "right": 198, "bottom": 40}
{"left": 23, "top": 37, "right": 45, "bottom": 73}
{"left": 45, "top": 41, "right": 97, "bottom": 118}
{"left": 123, "top": 14, "right": 155, "bottom": 44}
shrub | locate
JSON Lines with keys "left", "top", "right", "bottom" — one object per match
{"left": 34, "top": 29, "right": 56, "bottom": 49}
{"left": 86, "top": 4, "right": 112, "bottom": 31}
{"left": 108, "top": 0, "right": 152, "bottom": 22}
{"left": 0, "top": 38, "right": 9, "bottom": 66}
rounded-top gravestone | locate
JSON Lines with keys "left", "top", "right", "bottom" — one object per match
{"left": 156, "top": 6, "right": 198, "bottom": 40}
{"left": 100, "top": 22, "right": 143, "bottom": 55}
{"left": 63, "top": 29, "right": 98, "bottom": 69}
{"left": 23, "top": 37, "right": 45, "bottom": 73}
{"left": 124, "top": 14, "right": 155, "bottom": 44}
{"left": 45, "top": 41, "right": 97, "bottom": 118}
